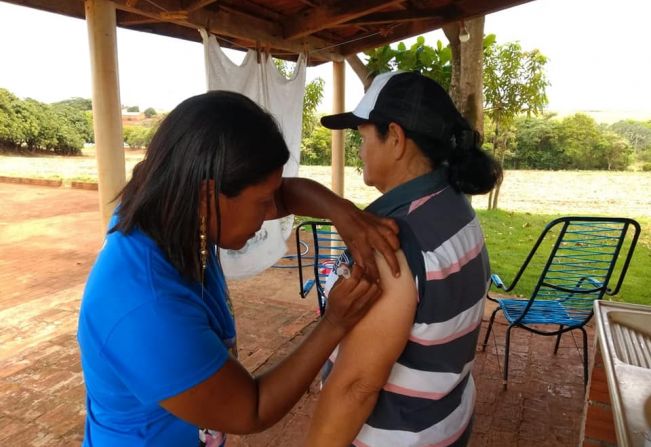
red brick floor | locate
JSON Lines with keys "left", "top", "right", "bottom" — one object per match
{"left": 0, "top": 183, "right": 592, "bottom": 446}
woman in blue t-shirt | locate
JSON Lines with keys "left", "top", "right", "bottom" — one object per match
{"left": 77, "top": 91, "right": 401, "bottom": 447}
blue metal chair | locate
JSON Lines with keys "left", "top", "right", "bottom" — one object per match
{"left": 482, "top": 216, "right": 641, "bottom": 389}
{"left": 296, "top": 221, "right": 346, "bottom": 316}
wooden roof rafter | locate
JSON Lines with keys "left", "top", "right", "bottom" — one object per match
{"left": 111, "top": 0, "right": 344, "bottom": 61}
{"left": 4, "top": 0, "right": 538, "bottom": 65}
{"left": 281, "top": 0, "right": 405, "bottom": 40}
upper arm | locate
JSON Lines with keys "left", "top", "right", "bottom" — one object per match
{"left": 326, "top": 250, "right": 417, "bottom": 392}
{"left": 161, "top": 357, "right": 262, "bottom": 434}
{"left": 100, "top": 299, "right": 263, "bottom": 433}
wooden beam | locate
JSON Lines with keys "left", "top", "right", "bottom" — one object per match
{"left": 282, "top": 0, "right": 404, "bottom": 40}
{"left": 184, "top": 0, "right": 219, "bottom": 12}
{"left": 119, "top": 16, "right": 162, "bottom": 26}
{"left": 341, "top": 9, "right": 443, "bottom": 27}
{"left": 85, "top": 0, "right": 126, "bottom": 230}
{"left": 110, "top": 0, "right": 344, "bottom": 61}
{"left": 117, "top": 10, "right": 162, "bottom": 26}
{"left": 331, "top": 61, "right": 345, "bottom": 197}
{"left": 339, "top": 17, "right": 446, "bottom": 55}
{"left": 0, "top": 0, "right": 85, "bottom": 20}
{"left": 218, "top": 0, "right": 284, "bottom": 22}
{"left": 345, "top": 55, "right": 373, "bottom": 91}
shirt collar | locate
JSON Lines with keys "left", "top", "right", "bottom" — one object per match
{"left": 365, "top": 167, "right": 448, "bottom": 216}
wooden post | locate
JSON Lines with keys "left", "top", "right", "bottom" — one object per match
{"left": 331, "top": 60, "right": 345, "bottom": 197}
{"left": 85, "top": 0, "right": 126, "bottom": 231}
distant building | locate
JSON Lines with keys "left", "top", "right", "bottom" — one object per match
{"left": 121, "top": 109, "right": 144, "bottom": 126}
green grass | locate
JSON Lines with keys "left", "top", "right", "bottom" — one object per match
{"left": 294, "top": 208, "right": 650, "bottom": 305}
{"left": 476, "top": 209, "right": 651, "bottom": 306}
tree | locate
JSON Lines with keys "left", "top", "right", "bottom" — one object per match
{"left": 556, "top": 114, "right": 631, "bottom": 170}
{"left": 301, "top": 124, "right": 330, "bottom": 165}
{"left": 143, "top": 107, "right": 157, "bottom": 118}
{"left": 53, "top": 97, "right": 92, "bottom": 112}
{"left": 364, "top": 36, "right": 452, "bottom": 90}
{"left": 0, "top": 89, "right": 86, "bottom": 154}
{"left": 511, "top": 114, "right": 565, "bottom": 169}
{"left": 443, "top": 17, "right": 487, "bottom": 133}
{"left": 610, "top": 119, "right": 651, "bottom": 165}
{"left": 0, "top": 88, "right": 24, "bottom": 148}
{"left": 51, "top": 102, "right": 94, "bottom": 144}
{"left": 273, "top": 58, "right": 327, "bottom": 166}
{"left": 483, "top": 41, "right": 549, "bottom": 208}
{"left": 126, "top": 105, "right": 140, "bottom": 113}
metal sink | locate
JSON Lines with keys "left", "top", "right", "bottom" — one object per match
{"left": 595, "top": 300, "right": 651, "bottom": 446}
{"left": 608, "top": 311, "right": 651, "bottom": 368}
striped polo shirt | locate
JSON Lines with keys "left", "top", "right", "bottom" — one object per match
{"left": 325, "top": 167, "right": 491, "bottom": 447}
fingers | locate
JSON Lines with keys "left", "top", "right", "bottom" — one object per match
{"left": 379, "top": 221, "right": 401, "bottom": 251}
{"left": 378, "top": 248, "right": 400, "bottom": 278}
{"left": 350, "top": 245, "right": 380, "bottom": 284}
{"left": 325, "top": 264, "right": 382, "bottom": 331}
{"left": 379, "top": 216, "right": 400, "bottom": 237}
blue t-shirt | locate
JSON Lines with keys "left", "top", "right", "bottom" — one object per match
{"left": 77, "top": 216, "right": 235, "bottom": 446}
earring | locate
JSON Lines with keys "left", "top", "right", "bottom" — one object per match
{"left": 199, "top": 216, "right": 208, "bottom": 272}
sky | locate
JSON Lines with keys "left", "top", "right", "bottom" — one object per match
{"left": 0, "top": 0, "right": 650, "bottom": 122}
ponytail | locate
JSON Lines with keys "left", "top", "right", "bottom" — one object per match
{"left": 447, "top": 126, "right": 503, "bottom": 195}
{"left": 374, "top": 120, "right": 503, "bottom": 195}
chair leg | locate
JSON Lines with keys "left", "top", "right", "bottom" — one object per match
{"left": 503, "top": 324, "right": 514, "bottom": 390}
{"left": 482, "top": 306, "right": 500, "bottom": 352}
{"left": 553, "top": 325, "right": 564, "bottom": 354}
{"left": 580, "top": 327, "right": 589, "bottom": 388}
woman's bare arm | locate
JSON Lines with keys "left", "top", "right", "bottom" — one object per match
{"left": 305, "top": 251, "right": 417, "bottom": 446}
{"left": 160, "top": 263, "right": 381, "bottom": 434}
{"left": 273, "top": 177, "right": 401, "bottom": 282}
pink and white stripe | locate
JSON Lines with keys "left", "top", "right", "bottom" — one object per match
{"left": 354, "top": 376, "right": 476, "bottom": 447}
{"left": 408, "top": 188, "right": 447, "bottom": 214}
{"left": 382, "top": 360, "right": 474, "bottom": 400}
{"left": 422, "top": 217, "right": 484, "bottom": 281}
{"left": 409, "top": 295, "right": 487, "bottom": 346}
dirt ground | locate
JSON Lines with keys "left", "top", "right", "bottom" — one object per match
{"left": 0, "top": 182, "right": 597, "bottom": 446}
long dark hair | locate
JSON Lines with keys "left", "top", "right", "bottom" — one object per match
{"left": 112, "top": 91, "right": 289, "bottom": 282}
{"left": 375, "top": 92, "right": 502, "bottom": 195}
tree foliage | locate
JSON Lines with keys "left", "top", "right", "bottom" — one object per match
{"left": 506, "top": 113, "right": 632, "bottom": 171}
{"left": 483, "top": 41, "right": 549, "bottom": 161}
{"left": 364, "top": 36, "right": 453, "bottom": 91}
{"left": 610, "top": 119, "right": 651, "bottom": 165}
{"left": 143, "top": 107, "right": 157, "bottom": 118}
{"left": 0, "top": 88, "right": 92, "bottom": 155}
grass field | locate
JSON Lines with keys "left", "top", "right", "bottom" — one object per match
{"left": 1, "top": 151, "right": 650, "bottom": 304}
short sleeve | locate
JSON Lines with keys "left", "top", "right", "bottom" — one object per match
{"left": 101, "top": 297, "right": 229, "bottom": 405}
{"left": 395, "top": 218, "right": 426, "bottom": 302}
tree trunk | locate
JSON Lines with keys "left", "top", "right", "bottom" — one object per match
{"left": 443, "top": 17, "right": 485, "bottom": 206}
{"left": 443, "top": 16, "right": 485, "bottom": 136}
{"left": 491, "top": 180, "right": 502, "bottom": 209}
{"left": 488, "top": 119, "right": 501, "bottom": 210}
{"left": 345, "top": 55, "right": 373, "bottom": 92}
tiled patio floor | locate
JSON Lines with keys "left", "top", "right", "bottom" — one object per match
{"left": 0, "top": 183, "right": 593, "bottom": 446}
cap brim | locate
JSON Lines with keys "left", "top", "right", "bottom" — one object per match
{"left": 320, "top": 112, "right": 368, "bottom": 130}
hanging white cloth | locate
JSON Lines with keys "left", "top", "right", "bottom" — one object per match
{"left": 200, "top": 30, "right": 306, "bottom": 279}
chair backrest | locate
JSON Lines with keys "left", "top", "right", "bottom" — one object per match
{"left": 295, "top": 221, "right": 346, "bottom": 316}
{"left": 519, "top": 217, "right": 641, "bottom": 322}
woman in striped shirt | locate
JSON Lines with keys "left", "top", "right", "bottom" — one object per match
{"left": 307, "top": 71, "right": 502, "bottom": 447}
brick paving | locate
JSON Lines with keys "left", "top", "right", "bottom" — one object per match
{"left": 0, "top": 182, "right": 592, "bottom": 446}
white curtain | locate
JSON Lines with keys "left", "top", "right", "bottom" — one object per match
{"left": 200, "top": 30, "right": 306, "bottom": 279}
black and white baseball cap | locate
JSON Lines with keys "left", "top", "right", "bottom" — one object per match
{"left": 321, "top": 71, "right": 456, "bottom": 141}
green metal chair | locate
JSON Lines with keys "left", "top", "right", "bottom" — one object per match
{"left": 482, "top": 216, "right": 641, "bottom": 388}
